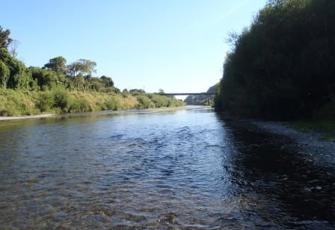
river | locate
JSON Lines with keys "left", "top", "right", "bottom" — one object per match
{"left": 0, "top": 106, "right": 334, "bottom": 229}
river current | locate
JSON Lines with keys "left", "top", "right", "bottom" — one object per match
{"left": 0, "top": 107, "right": 334, "bottom": 229}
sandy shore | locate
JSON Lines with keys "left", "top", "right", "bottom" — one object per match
{"left": 0, "top": 113, "right": 56, "bottom": 121}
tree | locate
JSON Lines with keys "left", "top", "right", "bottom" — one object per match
{"left": 0, "top": 26, "right": 12, "bottom": 49}
{"left": 67, "top": 59, "right": 96, "bottom": 77}
{"left": 0, "top": 48, "right": 28, "bottom": 89}
{"left": 44, "top": 56, "right": 67, "bottom": 73}
{"left": 129, "top": 89, "right": 146, "bottom": 94}
{"left": 8, "top": 40, "right": 19, "bottom": 57}
{"left": 215, "top": 0, "right": 335, "bottom": 120}
{"left": 100, "top": 75, "right": 114, "bottom": 87}
{"left": 30, "top": 67, "right": 60, "bottom": 90}
{"left": 0, "top": 60, "right": 10, "bottom": 88}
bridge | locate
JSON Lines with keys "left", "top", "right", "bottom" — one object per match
{"left": 158, "top": 92, "right": 215, "bottom": 96}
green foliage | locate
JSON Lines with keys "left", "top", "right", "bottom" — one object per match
{"left": 0, "top": 48, "right": 35, "bottom": 89}
{"left": 289, "top": 119, "right": 335, "bottom": 141}
{"left": 52, "top": 89, "right": 72, "bottom": 112}
{"left": 68, "top": 98, "right": 93, "bottom": 113}
{"left": 129, "top": 89, "right": 146, "bottom": 95}
{"left": 0, "top": 89, "right": 37, "bottom": 116}
{"left": 0, "top": 60, "right": 10, "bottom": 88}
{"left": 136, "top": 95, "right": 155, "bottom": 109}
{"left": 100, "top": 75, "right": 114, "bottom": 87}
{"left": 36, "top": 91, "right": 54, "bottom": 112}
{"left": 215, "top": 0, "right": 335, "bottom": 120}
{"left": 0, "top": 28, "right": 116, "bottom": 93}
{"left": 67, "top": 59, "right": 97, "bottom": 77}
{"left": 30, "top": 67, "right": 62, "bottom": 90}
{"left": 149, "top": 94, "right": 169, "bottom": 107}
{"left": 0, "top": 26, "right": 12, "bottom": 49}
{"left": 0, "top": 88, "right": 184, "bottom": 116}
{"left": 0, "top": 26, "right": 184, "bottom": 117}
{"left": 44, "top": 56, "right": 67, "bottom": 73}
{"left": 313, "top": 98, "right": 335, "bottom": 120}
{"left": 104, "top": 97, "right": 121, "bottom": 110}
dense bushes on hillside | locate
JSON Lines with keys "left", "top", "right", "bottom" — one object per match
{"left": 215, "top": 0, "right": 335, "bottom": 120}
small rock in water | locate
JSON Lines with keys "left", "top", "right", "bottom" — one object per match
{"left": 304, "top": 187, "right": 312, "bottom": 192}
{"left": 315, "top": 186, "right": 322, "bottom": 190}
{"left": 309, "top": 179, "right": 319, "bottom": 184}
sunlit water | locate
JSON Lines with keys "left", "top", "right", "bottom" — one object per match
{"left": 0, "top": 107, "right": 334, "bottom": 229}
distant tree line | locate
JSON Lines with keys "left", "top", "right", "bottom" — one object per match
{"left": 0, "top": 26, "right": 116, "bottom": 93}
{"left": 0, "top": 26, "right": 184, "bottom": 116}
{"left": 215, "top": 0, "right": 335, "bottom": 120}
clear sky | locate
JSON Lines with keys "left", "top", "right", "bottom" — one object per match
{"left": 1, "top": 0, "right": 267, "bottom": 93}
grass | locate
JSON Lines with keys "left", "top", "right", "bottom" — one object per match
{"left": 289, "top": 120, "right": 335, "bottom": 141}
{"left": 0, "top": 89, "right": 184, "bottom": 116}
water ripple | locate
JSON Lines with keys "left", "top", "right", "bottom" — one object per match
{"left": 0, "top": 107, "right": 334, "bottom": 229}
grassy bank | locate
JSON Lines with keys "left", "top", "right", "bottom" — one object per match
{"left": 289, "top": 120, "right": 335, "bottom": 141}
{"left": 0, "top": 89, "right": 184, "bottom": 116}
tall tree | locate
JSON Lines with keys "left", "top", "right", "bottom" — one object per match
{"left": 0, "top": 60, "right": 10, "bottom": 88}
{"left": 0, "top": 26, "right": 12, "bottom": 49}
{"left": 215, "top": 0, "right": 335, "bottom": 120}
{"left": 43, "top": 56, "right": 67, "bottom": 73}
{"left": 67, "top": 59, "right": 96, "bottom": 77}
{"left": 100, "top": 75, "right": 114, "bottom": 87}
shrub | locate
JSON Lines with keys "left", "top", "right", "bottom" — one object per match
{"left": 69, "top": 98, "right": 92, "bottom": 113}
{"left": 36, "top": 92, "right": 54, "bottom": 112}
{"left": 136, "top": 95, "right": 155, "bottom": 109}
{"left": 105, "top": 97, "right": 121, "bottom": 110}
{"left": 52, "top": 90, "right": 72, "bottom": 112}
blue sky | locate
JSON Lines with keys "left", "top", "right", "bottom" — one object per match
{"left": 1, "top": 0, "right": 267, "bottom": 93}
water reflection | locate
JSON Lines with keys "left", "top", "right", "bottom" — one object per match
{"left": 0, "top": 107, "right": 334, "bottom": 229}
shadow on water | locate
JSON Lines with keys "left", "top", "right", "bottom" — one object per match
{"left": 218, "top": 115, "right": 335, "bottom": 229}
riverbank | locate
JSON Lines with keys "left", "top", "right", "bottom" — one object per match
{"left": 0, "top": 89, "right": 184, "bottom": 117}
{"left": 251, "top": 120, "right": 335, "bottom": 169}
{"left": 0, "top": 113, "right": 56, "bottom": 121}
{"left": 0, "top": 106, "right": 189, "bottom": 122}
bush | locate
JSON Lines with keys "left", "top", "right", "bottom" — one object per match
{"left": 136, "top": 95, "right": 155, "bottom": 109}
{"left": 314, "top": 99, "right": 335, "bottom": 120}
{"left": 69, "top": 98, "right": 93, "bottom": 113}
{"left": 36, "top": 92, "right": 54, "bottom": 112}
{"left": 52, "top": 90, "right": 72, "bottom": 112}
{"left": 105, "top": 97, "right": 121, "bottom": 110}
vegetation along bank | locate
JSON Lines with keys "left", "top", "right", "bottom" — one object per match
{"left": 215, "top": 0, "right": 335, "bottom": 121}
{"left": 0, "top": 27, "right": 184, "bottom": 116}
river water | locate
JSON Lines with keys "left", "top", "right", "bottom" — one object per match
{"left": 0, "top": 107, "right": 334, "bottom": 229}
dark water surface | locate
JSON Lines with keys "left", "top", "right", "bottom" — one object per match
{"left": 0, "top": 107, "right": 334, "bottom": 229}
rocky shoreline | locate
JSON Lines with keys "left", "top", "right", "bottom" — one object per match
{"left": 252, "top": 121, "right": 335, "bottom": 170}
